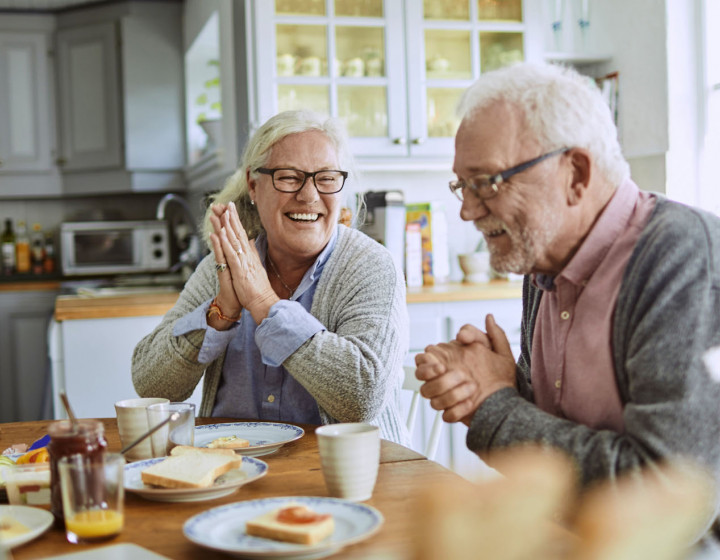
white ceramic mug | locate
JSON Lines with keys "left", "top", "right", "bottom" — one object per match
{"left": 343, "top": 57, "right": 365, "bottom": 77}
{"left": 114, "top": 397, "right": 169, "bottom": 462}
{"left": 316, "top": 423, "right": 380, "bottom": 502}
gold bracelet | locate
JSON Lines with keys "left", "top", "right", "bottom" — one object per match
{"left": 207, "top": 298, "right": 241, "bottom": 322}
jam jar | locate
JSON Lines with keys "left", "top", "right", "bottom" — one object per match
{"left": 48, "top": 419, "right": 108, "bottom": 525}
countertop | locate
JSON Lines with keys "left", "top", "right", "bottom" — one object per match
{"left": 53, "top": 280, "right": 522, "bottom": 321}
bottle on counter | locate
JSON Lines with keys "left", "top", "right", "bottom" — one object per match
{"left": 43, "top": 231, "right": 56, "bottom": 274}
{"left": 15, "top": 220, "right": 31, "bottom": 275}
{"left": 31, "top": 223, "right": 45, "bottom": 275}
{"left": 1, "top": 218, "right": 16, "bottom": 276}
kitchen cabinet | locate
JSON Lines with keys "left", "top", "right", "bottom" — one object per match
{"left": 0, "top": 16, "right": 62, "bottom": 197}
{"left": 49, "top": 314, "right": 204, "bottom": 420}
{"left": 251, "top": 0, "right": 540, "bottom": 165}
{"left": 0, "top": 286, "right": 59, "bottom": 423}
{"left": 406, "top": 288, "right": 523, "bottom": 475}
{"left": 183, "top": 0, "right": 542, "bottom": 189}
{"left": 55, "top": 1, "right": 186, "bottom": 195}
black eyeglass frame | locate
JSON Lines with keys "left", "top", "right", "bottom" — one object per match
{"left": 449, "top": 147, "right": 570, "bottom": 201}
{"left": 255, "top": 167, "right": 349, "bottom": 194}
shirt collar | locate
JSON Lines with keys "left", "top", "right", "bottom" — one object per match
{"left": 255, "top": 226, "right": 339, "bottom": 298}
{"left": 532, "top": 178, "right": 640, "bottom": 291}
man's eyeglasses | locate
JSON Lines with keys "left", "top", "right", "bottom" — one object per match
{"left": 448, "top": 147, "right": 570, "bottom": 202}
{"left": 255, "top": 167, "right": 348, "bottom": 194}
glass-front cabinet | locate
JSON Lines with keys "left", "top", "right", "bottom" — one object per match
{"left": 251, "top": 0, "right": 528, "bottom": 162}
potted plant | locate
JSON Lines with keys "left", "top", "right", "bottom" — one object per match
{"left": 194, "top": 59, "right": 222, "bottom": 152}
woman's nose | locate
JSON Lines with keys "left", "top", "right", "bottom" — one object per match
{"left": 296, "top": 177, "right": 320, "bottom": 202}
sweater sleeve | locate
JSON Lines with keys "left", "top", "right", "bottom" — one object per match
{"left": 131, "top": 253, "right": 220, "bottom": 402}
{"left": 467, "top": 201, "right": 720, "bottom": 498}
{"left": 283, "top": 228, "right": 409, "bottom": 425}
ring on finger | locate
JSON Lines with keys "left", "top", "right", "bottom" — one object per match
{"left": 235, "top": 248, "right": 243, "bottom": 256}
{"left": 215, "top": 263, "right": 228, "bottom": 272}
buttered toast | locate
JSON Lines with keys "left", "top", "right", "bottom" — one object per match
{"left": 245, "top": 503, "right": 334, "bottom": 545}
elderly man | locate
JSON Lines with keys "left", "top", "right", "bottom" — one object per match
{"left": 415, "top": 62, "right": 720, "bottom": 547}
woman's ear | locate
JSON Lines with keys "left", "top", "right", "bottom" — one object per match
{"left": 246, "top": 167, "right": 257, "bottom": 200}
{"left": 567, "top": 148, "right": 591, "bottom": 206}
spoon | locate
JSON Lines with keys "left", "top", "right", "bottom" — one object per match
{"left": 120, "top": 412, "right": 180, "bottom": 456}
{"left": 59, "top": 391, "right": 79, "bottom": 431}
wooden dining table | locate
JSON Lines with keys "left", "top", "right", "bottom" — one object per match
{"left": 1, "top": 417, "right": 476, "bottom": 559}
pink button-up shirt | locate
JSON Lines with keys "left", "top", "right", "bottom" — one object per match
{"left": 530, "top": 179, "right": 656, "bottom": 432}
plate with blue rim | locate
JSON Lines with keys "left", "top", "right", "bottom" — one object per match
{"left": 124, "top": 456, "right": 268, "bottom": 502}
{"left": 194, "top": 423, "right": 305, "bottom": 458}
{"left": 183, "top": 496, "right": 384, "bottom": 559}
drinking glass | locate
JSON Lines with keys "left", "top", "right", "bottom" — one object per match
{"left": 146, "top": 402, "right": 196, "bottom": 457}
{"left": 58, "top": 453, "right": 124, "bottom": 544}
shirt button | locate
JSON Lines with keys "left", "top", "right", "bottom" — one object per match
{"left": 560, "top": 311, "right": 570, "bottom": 320}
{"left": 267, "top": 394, "right": 275, "bottom": 403}
{"left": 554, "top": 380, "right": 562, "bottom": 389}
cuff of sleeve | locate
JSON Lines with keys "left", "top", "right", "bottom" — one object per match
{"left": 466, "top": 387, "right": 525, "bottom": 453}
{"left": 173, "top": 298, "right": 238, "bottom": 364}
{"left": 255, "top": 300, "right": 324, "bottom": 367}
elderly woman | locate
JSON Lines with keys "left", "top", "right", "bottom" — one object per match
{"left": 132, "top": 110, "right": 409, "bottom": 444}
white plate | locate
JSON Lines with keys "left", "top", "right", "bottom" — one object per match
{"left": 0, "top": 504, "right": 53, "bottom": 549}
{"left": 124, "top": 456, "right": 268, "bottom": 502}
{"left": 183, "top": 496, "right": 384, "bottom": 559}
{"left": 44, "top": 542, "right": 171, "bottom": 559}
{"left": 194, "top": 423, "right": 305, "bottom": 457}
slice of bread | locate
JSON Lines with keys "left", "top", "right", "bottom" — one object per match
{"left": 141, "top": 453, "right": 242, "bottom": 489}
{"left": 207, "top": 435, "right": 250, "bottom": 449}
{"left": 246, "top": 503, "right": 335, "bottom": 545}
{"left": 171, "top": 445, "right": 237, "bottom": 458}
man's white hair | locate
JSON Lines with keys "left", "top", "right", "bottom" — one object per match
{"left": 457, "top": 62, "right": 629, "bottom": 186}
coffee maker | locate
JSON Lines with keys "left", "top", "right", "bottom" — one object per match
{"left": 358, "top": 190, "right": 406, "bottom": 273}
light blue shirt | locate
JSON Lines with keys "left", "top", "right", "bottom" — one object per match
{"left": 172, "top": 228, "right": 338, "bottom": 424}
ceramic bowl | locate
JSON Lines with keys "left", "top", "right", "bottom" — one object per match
{"left": 458, "top": 252, "right": 490, "bottom": 283}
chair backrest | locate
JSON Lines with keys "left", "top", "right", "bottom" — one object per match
{"left": 403, "top": 365, "right": 443, "bottom": 460}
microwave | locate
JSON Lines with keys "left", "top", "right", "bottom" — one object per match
{"left": 60, "top": 220, "right": 171, "bottom": 276}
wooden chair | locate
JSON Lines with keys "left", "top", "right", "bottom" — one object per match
{"left": 403, "top": 365, "right": 443, "bottom": 460}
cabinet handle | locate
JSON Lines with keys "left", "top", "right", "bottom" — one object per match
{"left": 56, "top": 157, "right": 66, "bottom": 166}
{"left": 392, "top": 137, "right": 406, "bottom": 145}
{"left": 411, "top": 137, "right": 426, "bottom": 145}
{"left": 0, "top": 159, "right": 3, "bottom": 168}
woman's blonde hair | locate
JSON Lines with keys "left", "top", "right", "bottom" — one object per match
{"left": 203, "top": 110, "right": 354, "bottom": 244}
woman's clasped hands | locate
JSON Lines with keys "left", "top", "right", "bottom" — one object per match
{"left": 208, "top": 202, "right": 278, "bottom": 326}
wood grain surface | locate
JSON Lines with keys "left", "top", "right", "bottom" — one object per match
{"left": 1, "top": 418, "right": 468, "bottom": 560}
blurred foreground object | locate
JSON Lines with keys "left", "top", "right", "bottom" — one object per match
{"left": 413, "top": 447, "right": 577, "bottom": 560}
{"left": 412, "top": 446, "right": 715, "bottom": 560}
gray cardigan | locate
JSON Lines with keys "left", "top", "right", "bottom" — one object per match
{"left": 467, "top": 197, "right": 720, "bottom": 538}
{"left": 132, "top": 225, "right": 410, "bottom": 445}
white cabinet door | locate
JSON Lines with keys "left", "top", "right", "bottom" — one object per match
{"left": 52, "top": 316, "right": 203, "bottom": 420}
{"left": 0, "top": 32, "right": 53, "bottom": 173}
{"left": 56, "top": 22, "right": 123, "bottom": 171}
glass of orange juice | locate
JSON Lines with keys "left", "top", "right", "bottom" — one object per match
{"left": 58, "top": 453, "right": 124, "bottom": 544}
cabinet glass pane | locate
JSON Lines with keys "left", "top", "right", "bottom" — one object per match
{"left": 338, "top": 86, "right": 387, "bottom": 137}
{"left": 276, "top": 25, "right": 327, "bottom": 77}
{"left": 425, "top": 30, "right": 471, "bottom": 80}
{"left": 427, "top": 88, "right": 463, "bottom": 138}
{"left": 423, "top": 0, "right": 469, "bottom": 20}
{"left": 477, "top": 0, "right": 522, "bottom": 21}
{"left": 479, "top": 32, "right": 523, "bottom": 72}
{"left": 335, "top": 0, "right": 383, "bottom": 17}
{"left": 278, "top": 85, "right": 329, "bottom": 115}
{"left": 335, "top": 26, "right": 384, "bottom": 77}
{"left": 275, "top": 0, "right": 325, "bottom": 16}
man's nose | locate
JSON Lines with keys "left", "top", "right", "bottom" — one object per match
{"left": 459, "top": 195, "right": 489, "bottom": 222}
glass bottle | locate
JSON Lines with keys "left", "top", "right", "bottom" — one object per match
{"left": 1, "top": 219, "right": 16, "bottom": 276}
{"left": 15, "top": 220, "right": 31, "bottom": 274}
{"left": 48, "top": 419, "right": 108, "bottom": 525}
{"left": 43, "top": 231, "right": 56, "bottom": 274}
{"left": 31, "top": 223, "right": 45, "bottom": 275}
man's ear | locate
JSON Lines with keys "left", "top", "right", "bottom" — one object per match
{"left": 567, "top": 148, "right": 592, "bottom": 206}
